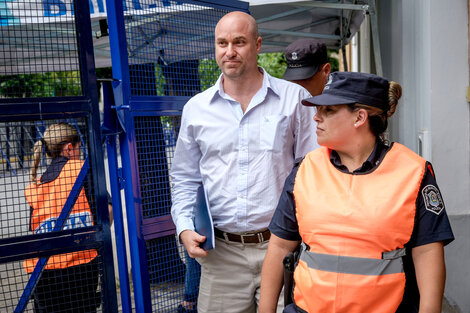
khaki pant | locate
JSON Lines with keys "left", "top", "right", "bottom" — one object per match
{"left": 197, "top": 237, "right": 284, "bottom": 313}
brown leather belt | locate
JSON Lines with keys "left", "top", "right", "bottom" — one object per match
{"left": 214, "top": 228, "right": 271, "bottom": 244}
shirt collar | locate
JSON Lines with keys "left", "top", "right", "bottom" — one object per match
{"left": 330, "top": 140, "right": 390, "bottom": 174}
{"left": 209, "top": 67, "right": 280, "bottom": 104}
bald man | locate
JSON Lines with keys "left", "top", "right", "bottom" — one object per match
{"left": 171, "top": 11, "right": 318, "bottom": 313}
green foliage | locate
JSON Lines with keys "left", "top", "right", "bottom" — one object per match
{"left": 257, "top": 52, "right": 286, "bottom": 78}
{"left": 328, "top": 50, "right": 340, "bottom": 73}
{"left": 0, "top": 74, "right": 49, "bottom": 97}
{"left": 199, "top": 59, "right": 221, "bottom": 91}
{"left": 0, "top": 71, "right": 81, "bottom": 98}
{"left": 257, "top": 50, "right": 340, "bottom": 78}
{"left": 50, "top": 71, "right": 82, "bottom": 96}
{"left": 154, "top": 65, "right": 167, "bottom": 96}
{"left": 95, "top": 67, "right": 113, "bottom": 79}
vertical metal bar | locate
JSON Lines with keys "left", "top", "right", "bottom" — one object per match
{"left": 120, "top": 120, "right": 153, "bottom": 313}
{"left": 6, "top": 126, "right": 10, "bottom": 167}
{"left": 342, "top": 45, "right": 349, "bottom": 72}
{"left": 368, "top": 0, "right": 383, "bottom": 76}
{"left": 106, "top": 135, "right": 132, "bottom": 313}
{"left": 74, "top": 0, "right": 118, "bottom": 311}
{"left": 20, "top": 126, "right": 24, "bottom": 168}
{"left": 106, "top": 0, "right": 131, "bottom": 107}
{"left": 339, "top": 1, "right": 348, "bottom": 71}
{"left": 106, "top": 0, "right": 152, "bottom": 310}
{"left": 102, "top": 81, "right": 132, "bottom": 313}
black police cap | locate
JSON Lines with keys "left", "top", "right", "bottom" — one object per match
{"left": 302, "top": 71, "right": 390, "bottom": 112}
{"left": 283, "top": 38, "right": 328, "bottom": 81}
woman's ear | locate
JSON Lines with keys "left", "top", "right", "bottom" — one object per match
{"left": 62, "top": 142, "right": 73, "bottom": 157}
{"left": 354, "top": 109, "right": 368, "bottom": 127}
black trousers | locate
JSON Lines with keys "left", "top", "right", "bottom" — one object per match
{"left": 32, "top": 258, "right": 101, "bottom": 313}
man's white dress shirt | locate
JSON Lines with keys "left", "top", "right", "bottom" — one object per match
{"left": 171, "top": 68, "right": 318, "bottom": 235}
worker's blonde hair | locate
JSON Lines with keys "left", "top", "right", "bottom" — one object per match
{"left": 30, "top": 123, "right": 80, "bottom": 183}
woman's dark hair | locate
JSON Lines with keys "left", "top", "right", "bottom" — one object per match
{"left": 347, "top": 81, "right": 402, "bottom": 141}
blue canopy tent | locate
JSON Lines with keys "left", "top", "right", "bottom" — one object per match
{"left": 1, "top": 0, "right": 375, "bottom": 72}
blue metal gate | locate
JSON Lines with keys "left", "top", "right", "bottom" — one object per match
{"left": 104, "top": 0, "right": 249, "bottom": 311}
{"left": 0, "top": 0, "right": 117, "bottom": 312}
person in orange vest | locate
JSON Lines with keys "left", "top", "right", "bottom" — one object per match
{"left": 24, "top": 122, "right": 101, "bottom": 313}
{"left": 259, "top": 72, "right": 454, "bottom": 313}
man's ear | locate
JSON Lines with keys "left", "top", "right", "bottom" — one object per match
{"left": 320, "top": 63, "right": 331, "bottom": 87}
{"left": 256, "top": 36, "right": 262, "bottom": 53}
{"left": 323, "top": 63, "right": 331, "bottom": 76}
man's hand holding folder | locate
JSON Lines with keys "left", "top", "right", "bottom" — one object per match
{"left": 180, "top": 230, "right": 208, "bottom": 258}
{"left": 180, "top": 185, "right": 215, "bottom": 258}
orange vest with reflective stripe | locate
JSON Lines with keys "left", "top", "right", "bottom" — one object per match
{"left": 293, "top": 143, "right": 425, "bottom": 313}
{"left": 23, "top": 159, "right": 97, "bottom": 273}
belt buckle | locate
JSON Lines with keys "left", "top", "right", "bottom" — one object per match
{"left": 240, "top": 233, "right": 254, "bottom": 245}
{"left": 240, "top": 232, "right": 263, "bottom": 244}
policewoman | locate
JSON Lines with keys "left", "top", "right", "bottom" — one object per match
{"left": 24, "top": 123, "right": 100, "bottom": 312}
{"left": 259, "top": 72, "right": 454, "bottom": 313}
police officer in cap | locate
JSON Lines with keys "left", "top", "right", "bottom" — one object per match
{"left": 283, "top": 38, "right": 331, "bottom": 96}
{"left": 259, "top": 72, "right": 454, "bottom": 313}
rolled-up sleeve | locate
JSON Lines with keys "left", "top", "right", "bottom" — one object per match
{"left": 170, "top": 105, "right": 203, "bottom": 237}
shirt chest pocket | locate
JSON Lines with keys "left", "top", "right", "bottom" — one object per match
{"left": 260, "top": 115, "right": 290, "bottom": 151}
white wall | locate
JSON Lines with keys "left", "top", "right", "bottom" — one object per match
{"left": 429, "top": 1, "right": 470, "bottom": 216}
{"left": 377, "top": 0, "right": 470, "bottom": 312}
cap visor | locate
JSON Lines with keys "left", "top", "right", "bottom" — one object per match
{"left": 283, "top": 66, "right": 318, "bottom": 81}
{"left": 302, "top": 93, "right": 357, "bottom": 106}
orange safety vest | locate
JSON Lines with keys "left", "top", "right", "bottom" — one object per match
{"left": 293, "top": 143, "right": 425, "bottom": 313}
{"left": 23, "top": 159, "right": 97, "bottom": 273}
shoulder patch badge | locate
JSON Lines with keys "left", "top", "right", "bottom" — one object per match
{"left": 422, "top": 185, "right": 445, "bottom": 215}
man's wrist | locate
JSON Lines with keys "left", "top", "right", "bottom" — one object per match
{"left": 176, "top": 223, "right": 195, "bottom": 243}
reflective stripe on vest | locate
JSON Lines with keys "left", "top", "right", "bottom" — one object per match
{"left": 299, "top": 246, "right": 406, "bottom": 276}
{"left": 293, "top": 143, "right": 425, "bottom": 313}
{"left": 23, "top": 159, "right": 97, "bottom": 273}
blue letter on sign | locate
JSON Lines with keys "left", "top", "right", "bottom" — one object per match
{"left": 43, "top": 0, "right": 66, "bottom": 17}
{"left": 96, "top": 0, "right": 105, "bottom": 13}
{"left": 88, "top": 0, "right": 94, "bottom": 14}
{"left": 0, "top": 1, "right": 21, "bottom": 26}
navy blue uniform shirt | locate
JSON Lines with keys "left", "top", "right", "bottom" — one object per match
{"left": 269, "top": 141, "right": 454, "bottom": 312}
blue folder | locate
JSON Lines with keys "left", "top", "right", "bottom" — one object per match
{"left": 194, "top": 185, "right": 215, "bottom": 250}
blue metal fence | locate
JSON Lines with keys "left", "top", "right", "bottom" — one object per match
{"left": 0, "top": 0, "right": 117, "bottom": 312}
{"left": 105, "top": 0, "right": 249, "bottom": 311}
